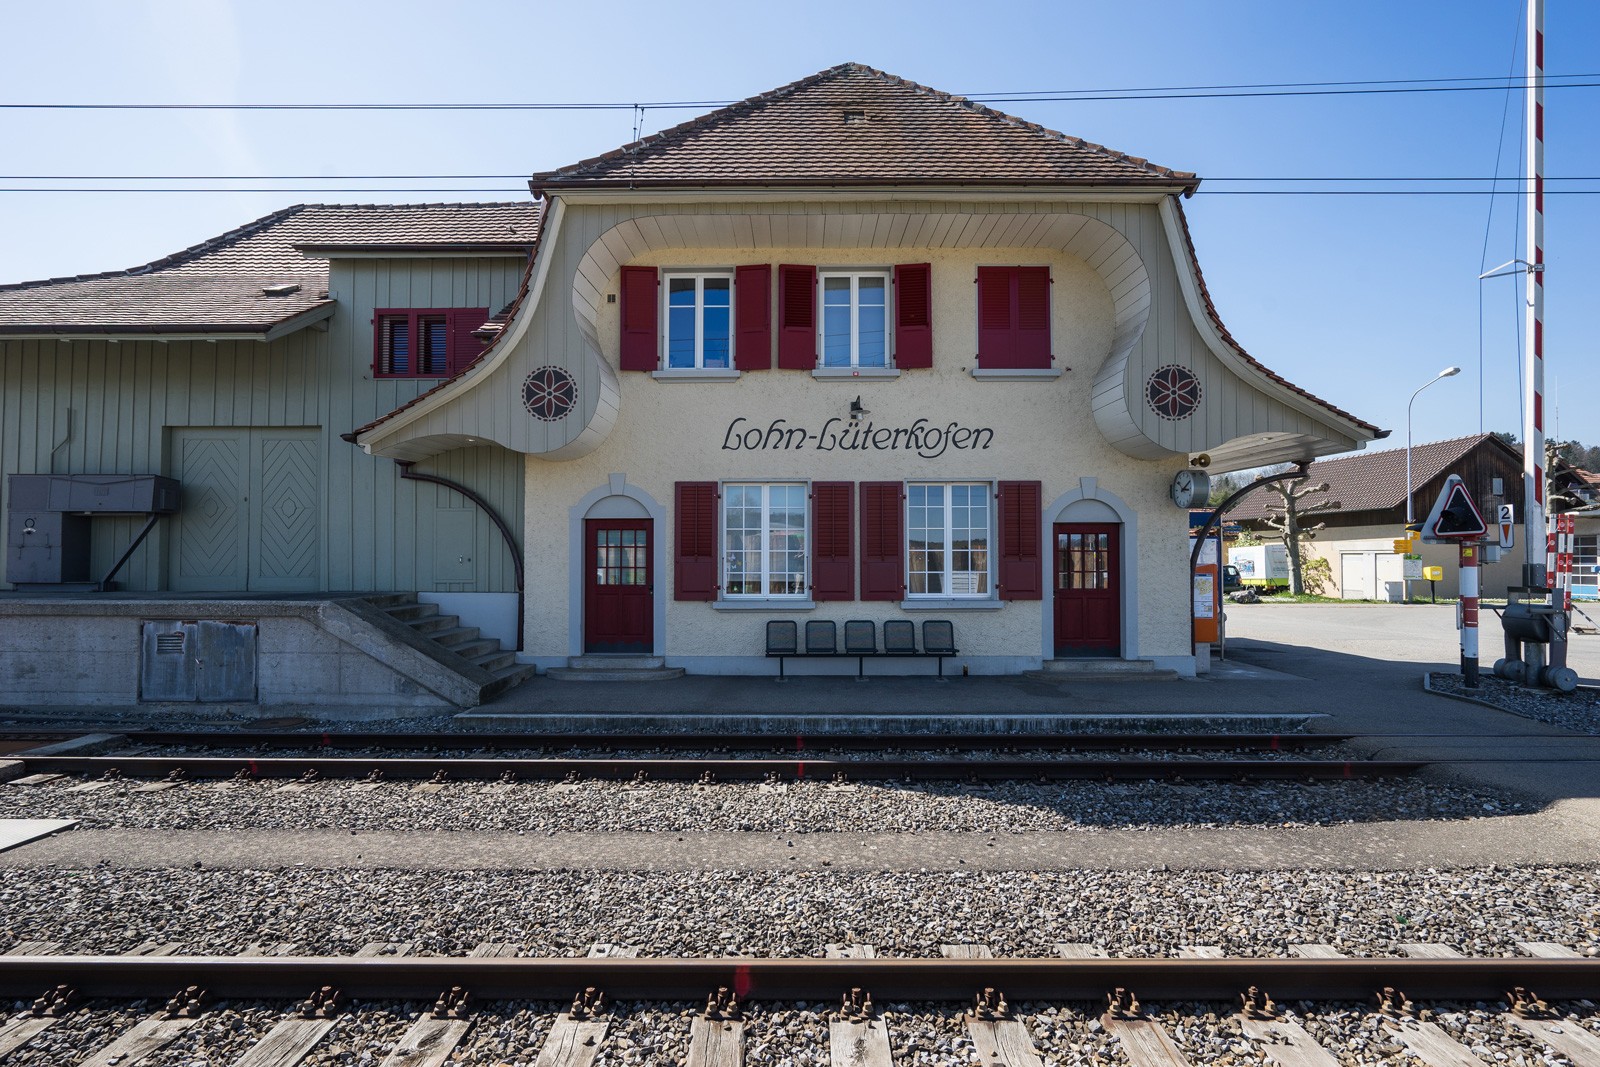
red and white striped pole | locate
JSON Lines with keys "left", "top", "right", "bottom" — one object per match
{"left": 1521, "top": 0, "right": 1548, "bottom": 680}
{"left": 1460, "top": 542, "right": 1480, "bottom": 687}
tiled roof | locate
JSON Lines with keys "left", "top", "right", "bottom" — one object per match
{"left": 0, "top": 203, "right": 541, "bottom": 335}
{"left": 530, "top": 63, "right": 1199, "bottom": 191}
{"left": 1227, "top": 434, "right": 1512, "bottom": 521}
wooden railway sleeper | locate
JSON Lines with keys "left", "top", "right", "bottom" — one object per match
{"left": 432, "top": 985, "right": 473, "bottom": 1020}
{"left": 298, "top": 985, "right": 345, "bottom": 1020}
{"left": 702, "top": 987, "right": 741, "bottom": 1020}
{"left": 833, "top": 988, "right": 875, "bottom": 1022}
{"left": 1103, "top": 988, "right": 1142, "bottom": 1021}
{"left": 1506, "top": 986, "right": 1552, "bottom": 1019}
{"left": 30, "top": 983, "right": 79, "bottom": 1017}
{"left": 162, "top": 985, "right": 208, "bottom": 1019}
{"left": 1239, "top": 986, "right": 1277, "bottom": 1020}
{"left": 567, "top": 987, "right": 606, "bottom": 1020}
{"left": 968, "top": 987, "right": 1011, "bottom": 1021}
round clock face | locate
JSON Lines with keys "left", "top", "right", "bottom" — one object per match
{"left": 1171, "top": 469, "right": 1211, "bottom": 508}
{"left": 1146, "top": 364, "right": 1202, "bottom": 421}
{"left": 522, "top": 366, "right": 576, "bottom": 422}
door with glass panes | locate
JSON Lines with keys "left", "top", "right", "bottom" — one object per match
{"left": 583, "top": 520, "right": 653, "bottom": 653}
{"left": 1053, "top": 523, "right": 1120, "bottom": 656}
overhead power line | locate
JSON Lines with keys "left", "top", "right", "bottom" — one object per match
{"left": 2, "top": 74, "right": 1596, "bottom": 111}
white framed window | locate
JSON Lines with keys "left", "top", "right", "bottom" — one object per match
{"left": 664, "top": 272, "right": 733, "bottom": 369}
{"left": 1574, "top": 533, "right": 1598, "bottom": 598}
{"left": 723, "top": 483, "right": 808, "bottom": 597}
{"left": 819, "top": 270, "right": 890, "bottom": 369}
{"left": 907, "top": 482, "right": 991, "bottom": 597}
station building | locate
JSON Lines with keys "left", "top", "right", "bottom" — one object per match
{"left": 0, "top": 64, "right": 1382, "bottom": 709}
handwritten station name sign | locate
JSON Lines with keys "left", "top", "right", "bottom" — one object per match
{"left": 722, "top": 416, "right": 994, "bottom": 459}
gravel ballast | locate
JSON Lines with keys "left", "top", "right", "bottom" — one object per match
{"left": 1429, "top": 670, "right": 1600, "bottom": 734}
{"left": 0, "top": 772, "right": 1527, "bottom": 833}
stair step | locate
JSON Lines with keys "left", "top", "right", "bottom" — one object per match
{"left": 428, "top": 625, "right": 481, "bottom": 648}
{"left": 471, "top": 649, "right": 517, "bottom": 674}
{"left": 482, "top": 662, "right": 538, "bottom": 699}
{"left": 546, "top": 666, "right": 685, "bottom": 682}
{"left": 453, "top": 638, "right": 501, "bottom": 661}
{"left": 363, "top": 593, "right": 417, "bottom": 609}
{"left": 566, "top": 655, "right": 667, "bottom": 670}
{"left": 1024, "top": 658, "right": 1179, "bottom": 682}
{"left": 384, "top": 602, "right": 440, "bottom": 623}
{"left": 406, "top": 613, "right": 460, "bottom": 636}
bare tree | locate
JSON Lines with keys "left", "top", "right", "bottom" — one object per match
{"left": 1261, "top": 475, "right": 1337, "bottom": 595}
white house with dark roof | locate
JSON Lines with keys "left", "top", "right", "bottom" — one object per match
{"left": 0, "top": 63, "right": 1383, "bottom": 710}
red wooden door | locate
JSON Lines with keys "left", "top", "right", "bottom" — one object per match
{"left": 1054, "top": 523, "right": 1121, "bottom": 656}
{"left": 584, "top": 519, "right": 653, "bottom": 654}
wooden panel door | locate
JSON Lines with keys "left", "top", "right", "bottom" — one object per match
{"left": 584, "top": 519, "right": 653, "bottom": 653}
{"left": 1054, "top": 523, "right": 1121, "bottom": 657}
{"left": 170, "top": 430, "right": 249, "bottom": 591}
{"left": 170, "top": 428, "right": 320, "bottom": 592}
{"left": 250, "top": 431, "right": 320, "bottom": 592}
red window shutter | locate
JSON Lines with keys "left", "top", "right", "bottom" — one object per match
{"left": 977, "top": 267, "right": 1051, "bottom": 370}
{"left": 777, "top": 264, "right": 817, "bottom": 369}
{"left": 893, "top": 263, "right": 933, "bottom": 369}
{"left": 859, "top": 481, "right": 905, "bottom": 602}
{"left": 1015, "top": 267, "right": 1051, "bottom": 368}
{"left": 734, "top": 264, "right": 772, "bottom": 371}
{"left": 997, "top": 480, "right": 1043, "bottom": 601}
{"left": 674, "top": 481, "right": 718, "bottom": 601}
{"left": 620, "top": 266, "right": 659, "bottom": 371}
{"left": 447, "top": 307, "right": 490, "bottom": 374}
{"left": 810, "top": 481, "right": 854, "bottom": 601}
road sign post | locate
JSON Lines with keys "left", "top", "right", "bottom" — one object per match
{"left": 1459, "top": 542, "right": 1480, "bottom": 687}
{"left": 1421, "top": 475, "right": 1488, "bottom": 687}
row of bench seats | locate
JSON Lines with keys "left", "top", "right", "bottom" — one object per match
{"left": 765, "top": 619, "right": 958, "bottom": 678}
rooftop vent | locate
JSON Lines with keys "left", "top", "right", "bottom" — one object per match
{"left": 842, "top": 109, "right": 866, "bottom": 125}
{"left": 261, "top": 283, "right": 301, "bottom": 297}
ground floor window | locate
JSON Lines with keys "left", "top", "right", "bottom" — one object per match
{"left": 723, "top": 483, "right": 807, "bottom": 596}
{"left": 907, "top": 482, "right": 990, "bottom": 596}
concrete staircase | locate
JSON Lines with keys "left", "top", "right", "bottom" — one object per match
{"left": 363, "top": 594, "right": 536, "bottom": 701}
{"left": 1023, "top": 658, "right": 1180, "bottom": 682}
{"left": 545, "top": 655, "right": 685, "bottom": 682}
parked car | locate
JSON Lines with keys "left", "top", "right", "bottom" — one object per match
{"left": 1223, "top": 564, "right": 1243, "bottom": 593}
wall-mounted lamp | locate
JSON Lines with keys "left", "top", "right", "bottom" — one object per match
{"left": 850, "top": 396, "right": 870, "bottom": 421}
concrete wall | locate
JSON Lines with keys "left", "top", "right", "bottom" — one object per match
{"left": 1296, "top": 524, "right": 1525, "bottom": 600}
{"left": 0, "top": 599, "right": 479, "bottom": 715}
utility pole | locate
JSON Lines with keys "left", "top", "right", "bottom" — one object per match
{"left": 1521, "top": 0, "right": 1548, "bottom": 679}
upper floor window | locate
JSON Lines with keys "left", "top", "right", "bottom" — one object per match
{"left": 665, "top": 272, "right": 733, "bottom": 370}
{"left": 373, "top": 308, "right": 488, "bottom": 378}
{"left": 976, "top": 266, "right": 1051, "bottom": 370}
{"left": 820, "top": 270, "right": 890, "bottom": 368}
{"left": 723, "top": 482, "right": 808, "bottom": 597}
{"left": 907, "top": 482, "right": 991, "bottom": 597}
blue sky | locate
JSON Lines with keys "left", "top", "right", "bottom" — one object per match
{"left": 2, "top": 0, "right": 1595, "bottom": 451}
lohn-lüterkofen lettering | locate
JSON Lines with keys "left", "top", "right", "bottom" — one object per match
{"left": 721, "top": 416, "right": 993, "bottom": 460}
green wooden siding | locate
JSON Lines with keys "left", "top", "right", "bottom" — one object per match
{"left": 0, "top": 256, "right": 525, "bottom": 593}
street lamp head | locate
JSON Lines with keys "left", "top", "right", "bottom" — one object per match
{"left": 1441, "top": 366, "right": 1461, "bottom": 377}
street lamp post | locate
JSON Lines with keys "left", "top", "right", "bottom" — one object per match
{"left": 1405, "top": 367, "right": 1461, "bottom": 603}
{"left": 1406, "top": 366, "right": 1463, "bottom": 525}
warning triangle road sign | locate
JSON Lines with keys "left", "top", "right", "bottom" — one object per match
{"left": 1421, "top": 474, "right": 1488, "bottom": 542}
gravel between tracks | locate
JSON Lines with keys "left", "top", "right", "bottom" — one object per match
{"left": 0, "top": 772, "right": 1526, "bottom": 833}
{"left": 2, "top": 866, "right": 1597, "bottom": 960}
{"left": 1429, "top": 670, "right": 1600, "bottom": 734}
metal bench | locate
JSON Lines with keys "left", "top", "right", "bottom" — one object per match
{"left": 765, "top": 618, "right": 957, "bottom": 678}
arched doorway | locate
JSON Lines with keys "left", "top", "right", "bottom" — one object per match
{"left": 1051, "top": 495, "right": 1126, "bottom": 658}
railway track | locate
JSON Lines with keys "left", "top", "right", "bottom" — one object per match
{"left": 0, "top": 730, "right": 1431, "bottom": 783}
{"left": 2, "top": 945, "right": 1597, "bottom": 1067}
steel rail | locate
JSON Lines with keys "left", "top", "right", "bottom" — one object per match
{"left": 5, "top": 730, "right": 1352, "bottom": 751}
{"left": 0, "top": 956, "right": 1596, "bottom": 1002}
{"left": 14, "top": 754, "right": 1422, "bottom": 782}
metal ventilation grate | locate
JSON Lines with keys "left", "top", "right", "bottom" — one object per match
{"left": 156, "top": 632, "right": 186, "bottom": 655}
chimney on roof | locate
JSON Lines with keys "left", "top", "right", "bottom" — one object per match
{"left": 261, "top": 283, "right": 301, "bottom": 297}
